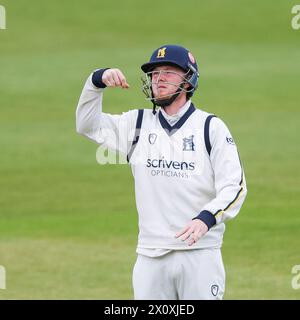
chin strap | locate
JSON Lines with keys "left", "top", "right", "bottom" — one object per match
{"left": 152, "top": 102, "right": 157, "bottom": 115}
{"left": 152, "top": 84, "right": 184, "bottom": 115}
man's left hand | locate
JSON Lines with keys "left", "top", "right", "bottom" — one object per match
{"left": 175, "top": 219, "right": 208, "bottom": 246}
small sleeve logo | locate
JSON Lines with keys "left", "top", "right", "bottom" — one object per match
{"left": 226, "top": 136, "right": 235, "bottom": 145}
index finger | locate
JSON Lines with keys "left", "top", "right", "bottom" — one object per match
{"left": 175, "top": 225, "right": 189, "bottom": 238}
{"left": 116, "top": 69, "right": 130, "bottom": 88}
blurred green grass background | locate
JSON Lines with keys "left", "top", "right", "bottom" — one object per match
{"left": 0, "top": 0, "right": 299, "bottom": 299}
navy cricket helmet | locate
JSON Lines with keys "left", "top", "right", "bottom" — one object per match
{"left": 141, "top": 45, "right": 199, "bottom": 112}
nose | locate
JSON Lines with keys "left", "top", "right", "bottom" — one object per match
{"left": 159, "top": 73, "right": 167, "bottom": 81}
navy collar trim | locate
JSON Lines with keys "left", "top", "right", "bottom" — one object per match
{"left": 158, "top": 103, "right": 196, "bottom": 136}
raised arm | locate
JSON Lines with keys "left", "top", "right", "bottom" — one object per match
{"left": 76, "top": 68, "right": 137, "bottom": 155}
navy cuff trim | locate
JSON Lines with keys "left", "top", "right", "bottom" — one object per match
{"left": 193, "top": 210, "right": 216, "bottom": 230}
{"left": 92, "top": 68, "right": 110, "bottom": 88}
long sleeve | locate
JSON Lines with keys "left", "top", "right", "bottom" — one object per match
{"left": 195, "top": 117, "right": 247, "bottom": 228}
{"left": 76, "top": 73, "right": 138, "bottom": 155}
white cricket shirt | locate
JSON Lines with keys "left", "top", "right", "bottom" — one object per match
{"left": 76, "top": 74, "right": 247, "bottom": 256}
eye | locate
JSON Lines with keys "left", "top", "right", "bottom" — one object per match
{"left": 165, "top": 71, "right": 177, "bottom": 76}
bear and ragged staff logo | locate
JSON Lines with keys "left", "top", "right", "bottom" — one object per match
{"left": 183, "top": 135, "right": 195, "bottom": 151}
{"left": 157, "top": 47, "right": 166, "bottom": 58}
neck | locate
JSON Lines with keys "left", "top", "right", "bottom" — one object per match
{"left": 162, "top": 93, "right": 188, "bottom": 116}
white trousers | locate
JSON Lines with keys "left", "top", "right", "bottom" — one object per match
{"left": 132, "top": 248, "right": 225, "bottom": 300}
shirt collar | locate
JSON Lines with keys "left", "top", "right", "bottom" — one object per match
{"left": 158, "top": 101, "right": 196, "bottom": 136}
{"left": 160, "top": 100, "right": 191, "bottom": 126}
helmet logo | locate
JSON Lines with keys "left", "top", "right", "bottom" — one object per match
{"left": 157, "top": 47, "right": 166, "bottom": 58}
{"left": 188, "top": 52, "right": 195, "bottom": 64}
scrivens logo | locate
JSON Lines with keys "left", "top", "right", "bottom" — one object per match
{"left": 146, "top": 157, "right": 195, "bottom": 170}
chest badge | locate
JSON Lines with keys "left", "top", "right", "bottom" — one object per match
{"left": 183, "top": 135, "right": 195, "bottom": 151}
{"left": 148, "top": 133, "right": 157, "bottom": 145}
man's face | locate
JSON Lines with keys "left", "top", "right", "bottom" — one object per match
{"left": 151, "top": 65, "right": 186, "bottom": 100}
